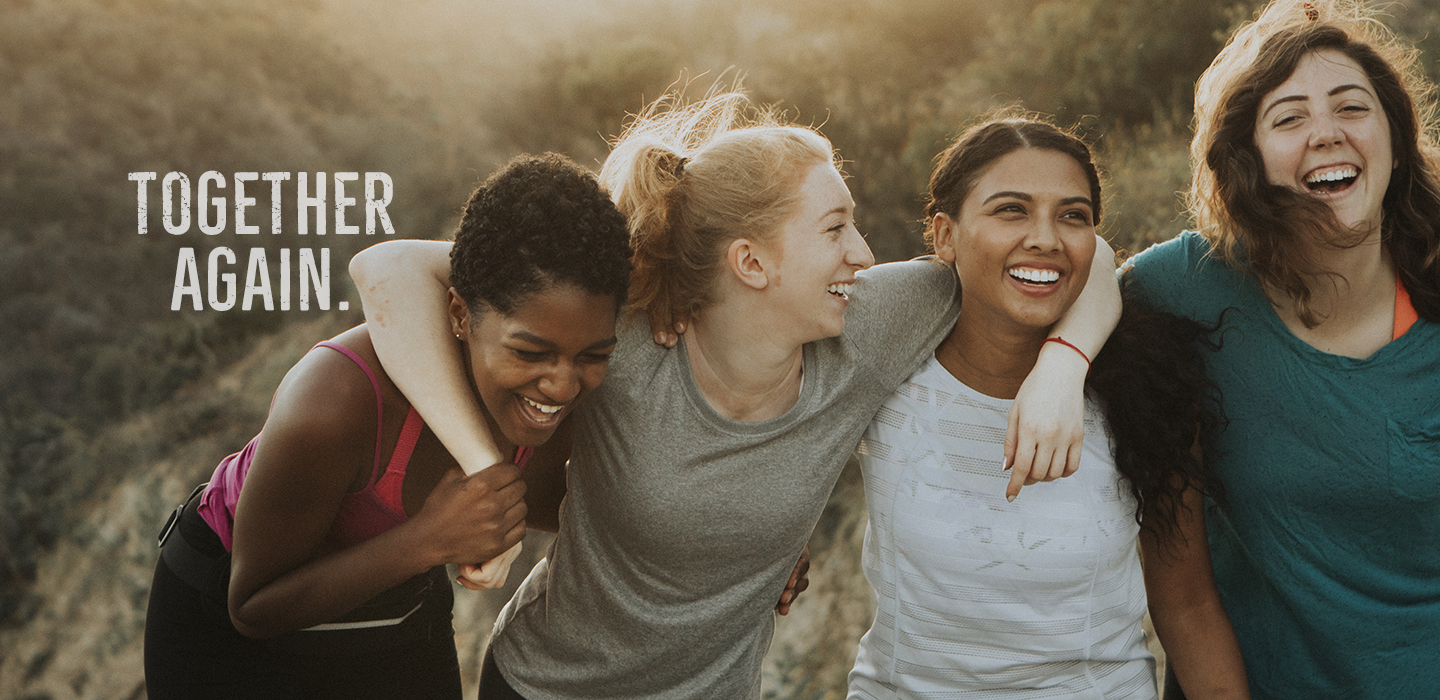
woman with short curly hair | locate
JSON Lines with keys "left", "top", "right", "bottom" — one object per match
{"left": 143, "top": 153, "right": 634, "bottom": 700}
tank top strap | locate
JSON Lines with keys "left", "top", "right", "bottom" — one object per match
{"left": 375, "top": 407, "right": 426, "bottom": 510}
{"left": 312, "top": 341, "right": 386, "bottom": 487}
{"left": 514, "top": 445, "right": 534, "bottom": 470}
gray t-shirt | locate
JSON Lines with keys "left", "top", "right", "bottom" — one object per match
{"left": 491, "top": 258, "right": 961, "bottom": 699}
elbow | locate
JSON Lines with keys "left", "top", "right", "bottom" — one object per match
{"left": 228, "top": 595, "right": 289, "bottom": 640}
{"left": 228, "top": 605, "right": 273, "bottom": 640}
{"left": 1095, "top": 237, "right": 1123, "bottom": 326}
{"left": 348, "top": 240, "right": 398, "bottom": 288}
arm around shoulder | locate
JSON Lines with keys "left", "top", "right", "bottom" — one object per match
{"left": 518, "top": 420, "right": 574, "bottom": 533}
{"left": 1051, "top": 234, "right": 1121, "bottom": 358}
{"left": 349, "top": 240, "right": 506, "bottom": 473}
{"left": 1003, "top": 235, "right": 1120, "bottom": 498}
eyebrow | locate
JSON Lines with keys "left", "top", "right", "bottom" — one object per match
{"left": 983, "top": 191, "right": 1032, "bottom": 204}
{"left": 981, "top": 192, "right": 1092, "bottom": 208}
{"left": 1261, "top": 83, "right": 1373, "bottom": 120}
{"left": 511, "top": 331, "right": 618, "bottom": 351}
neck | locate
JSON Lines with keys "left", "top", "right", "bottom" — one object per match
{"left": 1306, "top": 227, "right": 1390, "bottom": 290}
{"left": 934, "top": 309, "right": 1046, "bottom": 400}
{"left": 685, "top": 300, "right": 806, "bottom": 423}
{"left": 1267, "top": 231, "right": 1396, "bottom": 357}
{"left": 480, "top": 406, "right": 517, "bottom": 459}
{"left": 462, "top": 345, "right": 517, "bottom": 458}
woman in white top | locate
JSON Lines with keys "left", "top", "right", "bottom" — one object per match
{"left": 849, "top": 115, "right": 1250, "bottom": 699}
{"left": 348, "top": 92, "right": 1120, "bottom": 699}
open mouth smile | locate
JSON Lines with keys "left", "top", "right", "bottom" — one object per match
{"left": 518, "top": 395, "right": 564, "bottom": 425}
{"left": 827, "top": 282, "right": 854, "bottom": 301}
{"left": 1007, "top": 267, "right": 1061, "bottom": 286}
{"left": 1304, "top": 165, "right": 1359, "bottom": 194}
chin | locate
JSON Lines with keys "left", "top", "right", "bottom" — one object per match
{"left": 1012, "top": 309, "right": 1068, "bottom": 332}
{"left": 504, "top": 424, "right": 558, "bottom": 449}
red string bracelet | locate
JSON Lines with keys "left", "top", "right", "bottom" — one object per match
{"left": 1043, "top": 336, "right": 1091, "bottom": 373}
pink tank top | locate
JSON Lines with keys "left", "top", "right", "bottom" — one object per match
{"left": 197, "top": 341, "right": 533, "bottom": 552}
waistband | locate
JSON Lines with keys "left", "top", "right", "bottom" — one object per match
{"left": 158, "top": 483, "right": 454, "bottom": 655}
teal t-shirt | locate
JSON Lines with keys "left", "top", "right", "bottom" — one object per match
{"left": 1127, "top": 232, "right": 1440, "bottom": 699}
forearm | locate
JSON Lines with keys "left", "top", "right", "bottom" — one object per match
{"left": 1148, "top": 594, "right": 1250, "bottom": 699}
{"left": 1141, "top": 486, "right": 1249, "bottom": 699}
{"left": 517, "top": 424, "right": 571, "bottom": 533}
{"left": 1048, "top": 234, "right": 1121, "bottom": 358}
{"left": 350, "top": 240, "right": 503, "bottom": 473}
{"left": 524, "top": 486, "right": 564, "bottom": 533}
{"left": 1003, "top": 238, "right": 1119, "bottom": 490}
{"left": 229, "top": 524, "right": 437, "bottom": 639}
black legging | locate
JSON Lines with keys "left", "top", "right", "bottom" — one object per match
{"left": 144, "top": 497, "right": 463, "bottom": 700}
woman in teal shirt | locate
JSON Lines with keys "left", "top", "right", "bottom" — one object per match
{"left": 1126, "top": 1, "right": 1440, "bottom": 697}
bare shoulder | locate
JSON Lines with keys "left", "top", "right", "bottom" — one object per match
{"left": 238, "top": 326, "right": 387, "bottom": 525}
{"left": 261, "top": 326, "right": 384, "bottom": 456}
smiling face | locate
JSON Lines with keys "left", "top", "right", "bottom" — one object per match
{"left": 1254, "top": 49, "right": 1394, "bottom": 236}
{"left": 449, "top": 284, "right": 618, "bottom": 449}
{"left": 934, "top": 148, "right": 1096, "bottom": 334}
{"left": 765, "top": 162, "right": 875, "bottom": 340}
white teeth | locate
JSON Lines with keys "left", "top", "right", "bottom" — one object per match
{"left": 827, "top": 282, "right": 853, "bottom": 300}
{"left": 522, "top": 396, "right": 562, "bottom": 415}
{"left": 1008, "top": 267, "right": 1060, "bottom": 284}
{"left": 1306, "top": 166, "right": 1358, "bottom": 184}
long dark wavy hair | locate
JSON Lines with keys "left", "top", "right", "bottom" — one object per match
{"left": 1191, "top": 1, "right": 1440, "bottom": 326}
{"left": 928, "top": 112, "right": 1224, "bottom": 547}
{"left": 1087, "top": 286, "right": 1227, "bottom": 551}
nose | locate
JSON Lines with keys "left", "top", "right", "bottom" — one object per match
{"left": 1309, "top": 111, "right": 1345, "bottom": 149}
{"left": 1023, "top": 217, "right": 1063, "bottom": 252}
{"left": 537, "top": 362, "right": 583, "bottom": 404}
{"left": 844, "top": 225, "right": 875, "bottom": 270}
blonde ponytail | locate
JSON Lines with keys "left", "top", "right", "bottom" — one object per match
{"left": 601, "top": 90, "right": 836, "bottom": 319}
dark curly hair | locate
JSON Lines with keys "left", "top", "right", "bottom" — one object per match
{"left": 450, "top": 153, "right": 632, "bottom": 316}
{"left": 1088, "top": 281, "right": 1228, "bottom": 555}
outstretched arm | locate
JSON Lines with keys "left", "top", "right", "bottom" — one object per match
{"left": 349, "top": 240, "right": 504, "bottom": 475}
{"left": 1004, "top": 235, "right": 1120, "bottom": 500}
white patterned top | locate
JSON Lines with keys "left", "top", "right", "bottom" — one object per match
{"left": 848, "top": 355, "right": 1157, "bottom": 700}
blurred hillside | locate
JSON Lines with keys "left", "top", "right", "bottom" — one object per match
{"left": 3, "top": 0, "right": 1439, "bottom": 698}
